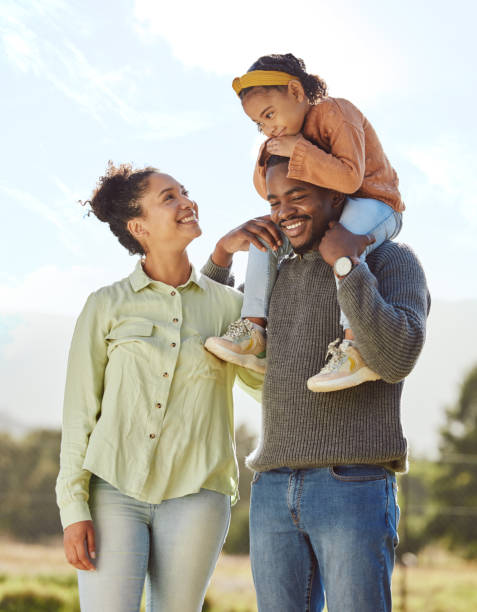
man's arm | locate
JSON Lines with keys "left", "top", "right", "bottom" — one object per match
{"left": 201, "top": 215, "right": 282, "bottom": 285}
{"left": 338, "top": 243, "right": 430, "bottom": 383}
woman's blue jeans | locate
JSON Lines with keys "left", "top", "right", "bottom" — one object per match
{"left": 242, "top": 197, "right": 402, "bottom": 330}
{"left": 77, "top": 476, "right": 230, "bottom": 612}
{"left": 249, "top": 466, "right": 400, "bottom": 612}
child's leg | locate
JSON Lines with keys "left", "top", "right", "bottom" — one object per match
{"left": 204, "top": 234, "right": 291, "bottom": 373}
{"left": 308, "top": 197, "right": 402, "bottom": 393}
{"left": 336, "top": 197, "right": 402, "bottom": 332}
{"left": 241, "top": 235, "right": 292, "bottom": 321}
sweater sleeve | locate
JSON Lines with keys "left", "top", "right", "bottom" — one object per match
{"left": 337, "top": 244, "right": 430, "bottom": 383}
{"left": 55, "top": 292, "right": 109, "bottom": 528}
{"left": 200, "top": 257, "right": 235, "bottom": 286}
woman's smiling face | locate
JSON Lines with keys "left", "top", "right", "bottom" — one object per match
{"left": 127, "top": 173, "right": 201, "bottom": 252}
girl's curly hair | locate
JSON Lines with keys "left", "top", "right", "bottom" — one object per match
{"left": 83, "top": 162, "right": 157, "bottom": 255}
{"left": 239, "top": 53, "right": 327, "bottom": 104}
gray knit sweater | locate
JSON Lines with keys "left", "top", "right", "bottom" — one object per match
{"left": 203, "top": 241, "right": 430, "bottom": 472}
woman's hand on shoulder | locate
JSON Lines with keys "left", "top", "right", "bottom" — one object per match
{"left": 63, "top": 519, "right": 96, "bottom": 571}
{"left": 212, "top": 215, "right": 282, "bottom": 267}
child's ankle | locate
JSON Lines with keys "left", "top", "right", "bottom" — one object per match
{"left": 246, "top": 316, "right": 267, "bottom": 331}
{"left": 344, "top": 328, "right": 355, "bottom": 341}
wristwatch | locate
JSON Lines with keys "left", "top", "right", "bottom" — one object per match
{"left": 333, "top": 256, "right": 355, "bottom": 278}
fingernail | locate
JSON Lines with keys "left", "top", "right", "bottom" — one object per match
{"left": 91, "top": 552, "right": 96, "bottom": 559}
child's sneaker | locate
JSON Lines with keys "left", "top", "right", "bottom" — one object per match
{"left": 307, "top": 339, "right": 380, "bottom": 392}
{"left": 204, "top": 319, "right": 267, "bottom": 374}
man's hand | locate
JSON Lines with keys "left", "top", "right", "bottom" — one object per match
{"left": 212, "top": 215, "right": 282, "bottom": 268}
{"left": 64, "top": 520, "right": 96, "bottom": 571}
{"left": 319, "top": 221, "right": 375, "bottom": 268}
{"left": 266, "top": 134, "right": 303, "bottom": 157}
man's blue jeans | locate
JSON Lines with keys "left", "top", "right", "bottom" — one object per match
{"left": 249, "top": 466, "right": 400, "bottom": 612}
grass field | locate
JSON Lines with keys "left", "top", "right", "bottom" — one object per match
{"left": 1, "top": 538, "right": 477, "bottom": 611}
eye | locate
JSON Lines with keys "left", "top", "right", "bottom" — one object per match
{"left": 182, "top": 189, "right": 190, "bottom": 197}
{"left": 292, "top": 195, "right": 305, "bottom": 202}
{"left": 256, "top": 122, "right": 264, "bottom": 134}
{"left": 265, "top": 111, "right": 273, "bottom": 119}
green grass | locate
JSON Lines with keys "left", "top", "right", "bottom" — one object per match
{"left": 1, "top": 540, "right": 477, "bottom": 611}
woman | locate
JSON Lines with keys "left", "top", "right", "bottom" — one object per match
{"left": 56, "top": 162, "right": 274, "bottom": 611}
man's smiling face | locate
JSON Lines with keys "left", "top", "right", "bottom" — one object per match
{"left": 266, "top": 160, "right": 344, "bottom": 254}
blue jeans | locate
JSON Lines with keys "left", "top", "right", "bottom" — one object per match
{"left": 78, "top": 476, "right": 230, "bottom": 612}
{"left": 249, "top": 466, "right": 400, "bottom": 612}
{"left": 242, "top": 197, "right": 402, "bottom": 329}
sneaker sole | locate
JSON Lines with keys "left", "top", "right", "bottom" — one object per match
{"left": 307, "top": 367, "right": 380, "bottom": 393}
{"left": 204, "top": 339, "right": 266, "bottom": 374}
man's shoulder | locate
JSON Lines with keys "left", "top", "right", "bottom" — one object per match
{"left": 367, "top": 241, "right": 427, "bottom": 284}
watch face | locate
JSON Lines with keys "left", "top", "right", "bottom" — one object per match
{"left": 334, "top": 256, "right": 353, "bottom": 276}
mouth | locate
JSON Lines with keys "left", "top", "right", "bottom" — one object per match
{"left": 177, "top": 213, "right": 198, "bottom": 224}
{"left": 279, "top": 216, "right": 309, "bottom": 237}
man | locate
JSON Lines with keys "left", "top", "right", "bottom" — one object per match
{"left": 202, "top": 155, "right": 430, "bottom": 611}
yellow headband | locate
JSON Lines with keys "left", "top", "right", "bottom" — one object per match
{"left": 232, "top": 70, "right": 297, "bottom": 96}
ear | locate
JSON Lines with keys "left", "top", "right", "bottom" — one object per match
{"left": 127, "top": 218, "right": 148, "bottom": 240}
{"left": 287, "top": 79, "right": 305, "bottom": 103}
{"left": 331, "top": 192, "right": 347, "bottom": 210}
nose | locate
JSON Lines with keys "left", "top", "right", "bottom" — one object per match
{"left": 271, "top": 199, "right": 296, "bottom": 225}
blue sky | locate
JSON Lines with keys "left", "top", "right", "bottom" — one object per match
{"left": 0, "top": 0, "right": 476, "bottom": 450}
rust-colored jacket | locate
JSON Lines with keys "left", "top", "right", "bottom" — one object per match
{"left": 254, "top": 97, "right": 404, "bottom": 212}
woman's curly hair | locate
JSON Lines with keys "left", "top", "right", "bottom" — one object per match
{"left": 83, "top": 162, "right": 158, "bottom": 255}
{"left": 239, "top": 53, "right": 327, "bottom": 104}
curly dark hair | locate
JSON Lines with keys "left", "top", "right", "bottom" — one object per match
{"left": 239, "top": 53, "right": 327, "bottom": 104}
{"left": 83, "top": 162, "right": 158, "bottom": 255}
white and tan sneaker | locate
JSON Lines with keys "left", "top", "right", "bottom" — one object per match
{"left": 204, "top": 319, "right": 267, "bottom": 374}
{"left": 307, "top": 339, "right": 381, "bottom": 392}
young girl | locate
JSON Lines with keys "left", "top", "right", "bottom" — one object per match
{"left": 205, "top": 53, "right": 404, "bottom": 392}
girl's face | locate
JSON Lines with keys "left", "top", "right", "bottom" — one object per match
{"left": 128, "top": 173, "right": 201, "bottom": 253}
{"left": 241, "top": 81, "right": 309, "bottom": 138}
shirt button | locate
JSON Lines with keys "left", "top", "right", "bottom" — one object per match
{"left": 163, "top": 372, "right": 169, "bottom": 378}
{"left": 170, "top": 290, "right": 176, "bottom": 296}
{"left": 156, "top": 403, "right": 162, "bottom": 409}
{"left": 172, "top": 317, "right": 179, "bottom": 323}
{"left": 171, "top": 342, "right": 176, "bottom": 348}
{"left": 149, "top": 433, "right": 156, "bottom": 439}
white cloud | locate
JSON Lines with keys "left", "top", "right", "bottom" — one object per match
{"left": 133, "top": 0, "right": 406, "bottom": 104}
{"left": 0, "top": 265, "right": 118, "bottom": 316}
{"left": 405, "top": 137, "right": 477, "bottom": 230}
{"left": 0, "top": 0, "right": 213, "bottom": 138}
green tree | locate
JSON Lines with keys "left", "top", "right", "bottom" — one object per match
{"left": 0, "top": 429, "right": 62, "bottom": 540}
{"left": 427, "top": 365, "right": 477, "bottom": 557}
{"left": 223, "top": 423, "right": 257, "bottom": 554}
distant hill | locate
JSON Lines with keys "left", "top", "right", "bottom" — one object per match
{"left": 1, "top": 302, "right": 476, "bottom": 456}
{"left": 0, "top": 409, "right": 31, "bottom": 437}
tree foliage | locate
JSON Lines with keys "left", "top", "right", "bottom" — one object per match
{"left": 0, "top": 429, "right": 62, "bottom": 540}
{"left": 427, "top": 365, "right": 477, "bottom": 557}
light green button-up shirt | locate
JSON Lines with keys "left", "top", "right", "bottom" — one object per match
{"left": 56, "top": 261, "right": 262, "bottom": 528}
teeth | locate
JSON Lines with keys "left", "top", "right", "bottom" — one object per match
{"left": 179, "top": 215, "right": 196, "bottom": 223}
{"left": 284, "top": 220, "right": 304, "bottom": 230}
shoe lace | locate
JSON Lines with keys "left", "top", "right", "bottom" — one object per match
{"left": 320, "top": 339, "right": 349, "bottom": 374}
{"left": 224, "top": 318, "right": 253, "bottom": 340}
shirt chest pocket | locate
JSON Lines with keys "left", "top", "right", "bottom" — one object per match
{"left": 105, "top": 319, "right": 155, "bottom": 359}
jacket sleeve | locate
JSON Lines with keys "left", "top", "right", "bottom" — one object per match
{"left": 55, "top": 292, "right": 109, "bottom": 528}
{"left": 337, "top": 244, "right": 430, "bottom": 383}
{"left": 253, "top": 141, "right": 270, "bottom": 200}
{"left": 287, "top": 120, "right": 365, "bottom": 194}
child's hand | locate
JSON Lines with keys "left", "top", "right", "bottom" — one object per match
{"left": 266, "top": 134, "right": 303, "bottom": 157}
{"left": 212, "top": 216, "right": 282, "bottom": 268}
{"left": 319, "top": 221, "right": 375, "bottom": 268}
